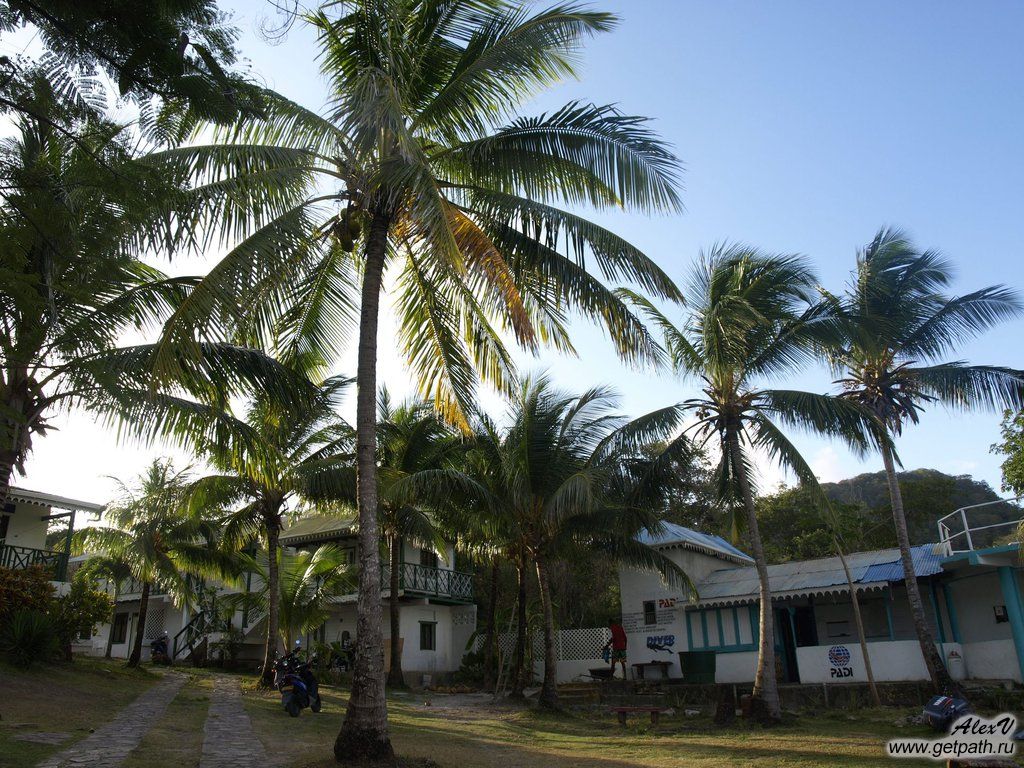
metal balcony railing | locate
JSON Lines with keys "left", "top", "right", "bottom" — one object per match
{"left": 0, "top": 543, "right": 69, "bottom": 580}
{"left": 380, "top": 562, "right": 474, "bottom": 603}
{"left": 937, "top": 497, "right": 1024, "bottom": 555}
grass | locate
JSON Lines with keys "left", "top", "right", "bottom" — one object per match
{"left": 0, "top": 656, "right": 157, "bottom": 768}
{"left": 120, "top": 674, "right": 213, "bottom": 768}
{"left": 0, "top": 659, "right": 997, "bottom": 768}
{"left": 241, "top": 683, "right": 941, "bottom": 768}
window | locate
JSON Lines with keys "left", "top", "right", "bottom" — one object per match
{"left": 643, "top": 600, "right": 657, "bottom": 626}
{"left": 0, "top": 513, "right": 8, "bottom": 541}
{"left": 419, "top": 549, "right": 439, "bottom": 568}
{"left": 419, "top": 621, "right": 437, "bottom": 651}
{"left": 111, "top": 613, "right": 129, "bottom": 644}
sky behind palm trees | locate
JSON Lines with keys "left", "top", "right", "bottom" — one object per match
{"left": 15, "top": 1, "right": 1024, "bottom": 509}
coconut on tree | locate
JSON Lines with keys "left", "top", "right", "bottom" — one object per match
{"left": 146, "top": 2, "right": 684, "bottom": 757}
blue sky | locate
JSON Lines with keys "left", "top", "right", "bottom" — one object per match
{"left": 14, "top": 1, "right": 1024, "bottom": 504}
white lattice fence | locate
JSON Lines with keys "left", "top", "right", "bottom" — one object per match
{"left": 487, "top": 627, "right": 609, "bottom": 661}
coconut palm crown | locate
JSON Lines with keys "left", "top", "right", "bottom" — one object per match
{"left": 147, "top": 2, "right": 684, "bottom": 758}
{"left": 622, "top": 246, "right": 880, "bottom": 721}
{"left": 830, "top": 227, "right": 1024, "bottom": 692}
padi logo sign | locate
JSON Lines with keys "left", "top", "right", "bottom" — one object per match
{"left": 828, "top": 645, "right": 854, "bottom": 679}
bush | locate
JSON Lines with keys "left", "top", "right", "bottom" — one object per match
{"left": 210, "top": 626, "right": 246, "bottom": 669}
{"left": 1, "top": 609, "right": 60, "bottom": 667}
{"left": 53, "top": 575, "right": 115, "bottom": 661}
{"left": 0, "top": 566, "right": 56, "bottom": 620}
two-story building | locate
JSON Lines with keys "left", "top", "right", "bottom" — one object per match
{"left": 95, "top": 514, "right": 476, "bottom": 685}
{"left": 618, "top": 506, "right": 1024, "bottom": 686}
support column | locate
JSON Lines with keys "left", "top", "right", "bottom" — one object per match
{"left": 997, "top": 566, "right": 1024, "bottom": 682}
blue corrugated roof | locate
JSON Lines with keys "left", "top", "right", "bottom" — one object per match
{"left": 861, "top": 544, "right": 944, "bottom": 582}
{"left": 638, "top": 522, "right": 753, "bottom": 563}
{"left": 694, "top": 542, "right": 943, "bottom": 606}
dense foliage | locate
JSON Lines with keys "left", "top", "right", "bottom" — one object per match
{"left": 992, "top": 409, "right": 1024, "bottom": 497}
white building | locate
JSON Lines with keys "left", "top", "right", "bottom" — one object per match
{"left": 617, "top": 511, "right": 1024, "bottom": 686}
{"left": 93, "top": 514, "right": 476, "bottom": 685}
{"left": 1, "top": 486, "right": 103, "bottom": 583}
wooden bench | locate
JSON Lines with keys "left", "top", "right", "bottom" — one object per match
{"left": 610, "top": 706, "right": 668, "bottom": 725}
{"left": 631, "top": 660, "right": 673, "bottom": 680}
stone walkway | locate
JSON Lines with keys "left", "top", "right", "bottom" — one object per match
{"left": 37, "top": 672, "right": 186, "bottom": 768}
{"left": 199, "top": 677, "right": 269, "bottom": 768}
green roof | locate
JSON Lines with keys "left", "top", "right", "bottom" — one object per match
{"left": 279, "top": 514, "right": 356, "bottom": 545}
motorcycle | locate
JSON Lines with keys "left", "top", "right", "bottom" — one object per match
{"left": 150, "top": 633, "right": 171, "bottom": 666}
{"left": 273, "top": 645, "right": 322, "bottom": 717}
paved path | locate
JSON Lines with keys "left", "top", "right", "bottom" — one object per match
{"left": 199, "top": 677, "right": 269, "bottom": 768}
{"left": 37, "top": 672, "right": 186, "bottom": 768}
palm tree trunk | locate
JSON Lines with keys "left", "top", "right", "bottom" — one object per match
{"left": 259, "top": 517, "right": 281, "bottom": 687}
{"left": 0, "top": 448, "right": 16, "bottom": 511}
{"left": 127, "top": 581, "right": 150, "bottom": 667}
{"left": 482, "top": 560, "right": 499, "bottom": 691}
{"left": 836, "top": 542, "right": 880, "bottom": 707}
{"left": 509, "top": 560, "right": 528, "bottom": 699}
{"left": 728, "top": 432, "right": 781, "bottom": 722}
{"left": 535, "top": 558, "right": 559, "bottom": 709}
{"left": 104, "top": 585, "right": 119, "bottom": 659}
{"left": 335, "top": 207, "right": 395, "bottom": 764}
{"left": 881, "top": 442, "right": 957, "bottom": 694}
{"left": 387, "top": 535, "right": 405, "bottom": 689}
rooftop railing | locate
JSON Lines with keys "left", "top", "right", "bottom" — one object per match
{"left": 937, "top": 497, "right": 1024, "bottom": 555}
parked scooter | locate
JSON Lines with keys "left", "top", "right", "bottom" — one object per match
{"left": 273, "top": 643, "right": 322, "bottom": 717}
{"left": 150, "top": 632, "right": 171, "bottom": 666}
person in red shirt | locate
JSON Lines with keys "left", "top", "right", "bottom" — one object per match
{"left": 605, "top": 618, "right": 628, "bottom": 679}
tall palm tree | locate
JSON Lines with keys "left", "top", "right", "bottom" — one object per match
{"left": 831, "top": 228, "right": 1024, "bottom": 692}
{"left": 75, "top": 459, "right": 238, "bottom": 667}
{"left": 622, "top": 248, "right": 878, "bottom": 721}
{"left": 226, "top": 544, "right": 355, "bottom": 651}
{"left": 147, "top": 2, "right": 683, "bottom": 756}
{"left": 433, "top": 375, "right": 693, "bottom": 709}
{"left": 0, "top": 66, "right": 311, "bottom": 509}
{"left": 188, "top": 374, "right": 353, "bottom": 686}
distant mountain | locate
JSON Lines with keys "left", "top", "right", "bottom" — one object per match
{"left": 821, "top": 469, "right": 1017, "bottom": 548}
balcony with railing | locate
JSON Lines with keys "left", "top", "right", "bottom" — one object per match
{"left": 380, "top": 562, "right": 474, "bottom": 604}
{"left": 937, "top": 497, "right": 1023, "bottom": 555}
{"left": 0, "top": 542, "right": 69, "bottom": 580}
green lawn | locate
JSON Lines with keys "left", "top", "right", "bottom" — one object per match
{"left": 0, "top": 659, "right": 978, "bottom": 768}
{"left": 0, "top": 656, "right": 158, "bottom": 768}
{"left": 242, "top": 682, "right": 938, "bottom": 768}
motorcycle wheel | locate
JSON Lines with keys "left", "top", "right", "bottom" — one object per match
{"left": 311, "top": 694, "right": 322, "bottom": 713}
{"left": 284, "top": 696, "right": 301, "bottom": 718}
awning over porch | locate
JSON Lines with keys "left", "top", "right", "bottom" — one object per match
{"left": 693, "top": 544, "right": 944, "bottom": 608}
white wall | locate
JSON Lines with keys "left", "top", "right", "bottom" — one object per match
{"left": 3, "top": 501, "right": 50, "bottom": 549}
{"left": 618, "top": 547, "right": 735, "bottom": 677}
{"left": 961, "top": 639, "right": 1021, "bottom": 682}
{"left": 794, "top": 641, "right": 965, "bottom": 684}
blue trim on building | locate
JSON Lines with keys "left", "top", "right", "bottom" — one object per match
{"left": 941, "top": 583, "right": 961, "bottom": 643}
{"left": 998, "top": 566, "right": 1024, "bottom": 681}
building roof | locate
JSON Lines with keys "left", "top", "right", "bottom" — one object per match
{"left": 279, "top": 514, "right": 356, "bottom": 546}
{"left": 693, "top": 543, "right": 943, "bottom": 607}
{"left": 638, "top": 522, "right": 753, "bottom": 564}
{"left": 8, "top": 486, "right": 104, "bottom": 514}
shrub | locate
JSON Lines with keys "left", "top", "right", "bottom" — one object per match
{"left": 1, "top": 609, "right": 60, "bottom": 667}
{"left": 0, "top": 566, "right": 56, "bottom": 620}
{"left": 53, "top": 575, "right": 115, "bottom": 661}
{"left": 210, "top": 626, "right": 246, "bottom": 669}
